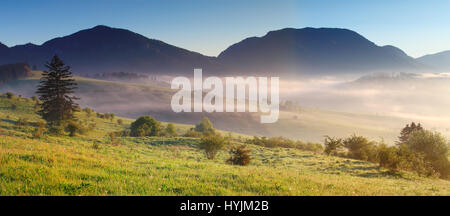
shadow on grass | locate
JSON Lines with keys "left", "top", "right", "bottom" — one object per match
{"left": 357, "top": 170, "right": 404, "bottom": 179}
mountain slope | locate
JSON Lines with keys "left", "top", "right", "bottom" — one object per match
{"left": 0, "top": 25, "right": 218, "bottom": 75}
{"left": 0, "top": 42, "right": 8, "bottom": 51}
{"left": 218, "top": 28, "right": 427, "bottom": 75}
{"left": 1, "top": 95, "right": 449, "bottom": 195}
{"left": 0, "top": 26, "right": 433, "bottom": 76}
{"left": 417, "top": 50, "right": 450, "bottom": 72}
{"left": 6, "top": 71, "right": 450, "bottom": 144}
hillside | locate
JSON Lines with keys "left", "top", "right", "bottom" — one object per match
{"left": 0, "top": 71, "right": 434, "bottom": 144}
{"left": 417, "top": 50, "right": 450, "bottom": 72}
{"left": 0, "top": 95, "right": 449, "bottom": 195}
{"left": 0, "top": 25, "right": 219, "bottom": 75}
{"left": 218, "top": 28, "right": 428, "bottom": 75}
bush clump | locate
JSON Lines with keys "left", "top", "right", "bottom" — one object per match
{"left": 32, "top": 120, "right": 47, "bottom": 139}
{"left": 405, "top": 130, "right": 450, "bottom": 178}
{"left": 65, "top": 121, "right": 87, "bottom": 137}
{"left": 247, "top": 136, "right": 323, "bottom": 153}
{"left": 323, "top": 123, "right": 450, "bottom": 179}
{"left": 130, "top": 116, "right": 162, "bottom": 137}
{"left": 199, "top": 136, "right": 228, "bottom": 159}
{"left": 227, "top": 145, "right": 251, "bottom": 166}
{"left": 164, "top": 123, "right": 177, "bottom": 137}
{"left": 194, "top": 117, "right": 215, "bottom": 136}
{"left": 324, "top": 136, "right": 344, "bottom": 156}
{"left": 343, "top": 135, "right": 378, "bottom": 162}
{"left": 6, "top": 92, "right": 14, "bottom": 99}
{"left": 48, "top": 124, "right": 65, "bottom": 136}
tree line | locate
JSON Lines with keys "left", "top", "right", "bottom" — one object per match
{"left": 0, "top": 63, "right": 31, "bottom": 84}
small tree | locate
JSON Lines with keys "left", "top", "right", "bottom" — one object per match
{"left": 227, "top": 145, "right": 251, "bottom": 166}
{"left": 83, "top": 107, "right": 93, "bottom": 117}
{"left": 324, "top": 136, "right": 343, "bottom": 156}
{"left": 199, "top": 136, "right": 227, "bottom": 159}
{"left": 117, "top": 119, "right": 123, "bottom": 125}
{"left": 66, "top": 121, "right": 85, "bottom": 137}
{"left": 6, "top": 92, "right": 14, "bottom": 99}
{"left": 406, "top": 130, "right": 450, "bottom": 178}
{"left": 194, "top": 117, "right": 215, "bottom": 136}
{"left": 165, "top": 123, "right": 177, "bottom": 137}
{"left": 343, "top": 135, "right": 378, "bottom": 162}
{"left": 130, "top": 116, "right": 161, "bottom": 137}
{"left": 397, "top": 122, "right": 423, "bottom": 145}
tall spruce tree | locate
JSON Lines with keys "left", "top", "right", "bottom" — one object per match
{"left": 36, "top": 55, "right": 79, "bottom": 125}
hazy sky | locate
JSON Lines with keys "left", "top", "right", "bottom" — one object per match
{"left": 1, "top": 0, "right": 449, "bottom": 57}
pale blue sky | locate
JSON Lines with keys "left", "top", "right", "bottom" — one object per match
{"left": 1, "top": 0, "right": 449, "bottom": 57}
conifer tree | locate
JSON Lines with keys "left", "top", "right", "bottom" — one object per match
{"left": 36, "top": 55, "right": 78, "bottom": 125}
{"left": 397, "top": 122, "right": 424, "bottom": 145}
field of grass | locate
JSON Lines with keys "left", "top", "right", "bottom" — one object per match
{"left": 0, "top": 94, "right": 449, "bottom": 196}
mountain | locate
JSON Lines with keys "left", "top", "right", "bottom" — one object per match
{"left": 0, "top": 42, "right": 8, "bottom": 51}
{"left": 0, "top": 25, "right": 218, "bottom": 75}
{"left": 0, "top": 26, "right": 433, "bottom": 77}
{"left": 417, "top": 50, "right": 450, "bottom": 72}
{"left": 218, "top": 28, "right": 427, "bottom": 75}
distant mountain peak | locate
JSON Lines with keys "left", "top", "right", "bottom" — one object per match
{"left": 0, "top": 42, "right": 8, "bottom": 50}
{"left": 218, "top": 27, "right": 426, "bottom": 75}
{"left": 11, "top": 43, "right": 38, "bottom": 49}
{"left": 1, "top": 25, "right": 217, "bottom": 75}
{"left": 417, "top": 50, "right": 450, "bottom": 71}
{"left": 92, "top": 24, "right": 113, "bottom": 29}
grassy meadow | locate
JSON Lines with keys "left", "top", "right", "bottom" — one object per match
{"left": 0, "top": 94, "right": 449, "bottom": 196}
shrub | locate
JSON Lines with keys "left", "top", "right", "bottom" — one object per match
{"left": 165, "top": 123, "right": 177, "bottom": 137}
{"left": 48, "top": 124, "right": 65, "bottom": 136}
{"left": 108, "top": 132, "right": 120, "bottom": 145}
{"left": 11, "top": 104, "right": 17, "bottom": 110}
{"left": 130, "top": 116, "right": 162, "bottom": 137}
{"left": 303, "top": 142, "right": 324, "bottom": 153}
{"left": 36, "top": 120, "right": 46, "bottom": 128}
{"left": 324, "top": 136, "right": 344, "bottom": 156}
{"left": 184, "top": 129, "right": 203, "bottom": 138}
{"left": 117, "top": 119, "right": 123, "bottom": 125}
{"left": 246, "top": 136, "right": 324, "bottom": 153}
{"left": 32, "top": 127, "right": 45, "bottom": 139}
{"left": 343, "top": 135, "right": 378, "bottom": 162}
{"left": 83, "top": 107, "right": 93, "bottom": 116}
{"left": 16, "top": 117, "right": 28, "bottom": 128}
{"left": 65, "top": 121, "right": 86, "bottom": 137}
{"left": 194, "top": 117, "right": 215, "bottom": 136}
{"left": 199, "top": 136, "right": 228, "bottom": 159}
{"left": 31, "top": 96, "right": 37, "bottom": 101}
{"left": 6, "top": 92, "right": 14, "bottom": 99}
{"left": 405, "top": 130, "right": 450, "bottom": 178}
{"left": 92, "top": 141, "right": 101, "bottom": 150}
{"left": 227, "top": 145, "right": 251, "bottom": 166}
{"left": 32, "top": 120, "right": 47, "bottom": 139}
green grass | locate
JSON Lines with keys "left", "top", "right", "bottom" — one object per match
{"left": 0, "top": 94, "right": 449, "bottom": 196}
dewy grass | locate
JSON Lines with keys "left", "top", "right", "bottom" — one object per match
{"left": 0, "top": 94, "right": 449, "bottom": 196}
